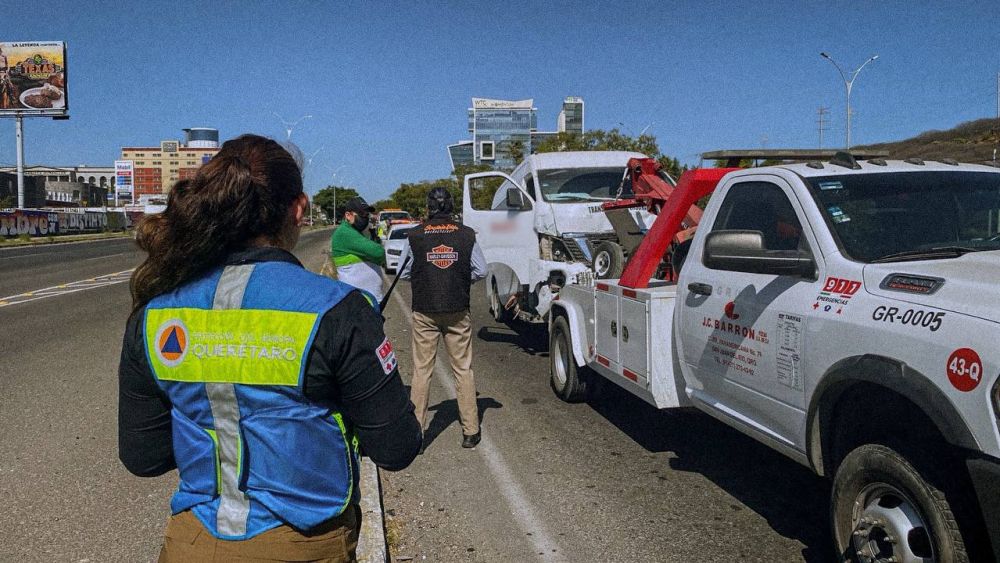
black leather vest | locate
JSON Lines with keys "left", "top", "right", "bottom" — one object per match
{"left": 407, "top": 218, "right": 476, "bottom": 314}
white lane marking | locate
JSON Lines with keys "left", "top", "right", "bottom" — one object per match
{"left": 0, "top": 269, "right": 134, "bottom": 309}
{"left": 84, "top": 252, "right": 127, "bottom": 261}
{"left": 390, "top": 291, "right": 565, "bottom": 561}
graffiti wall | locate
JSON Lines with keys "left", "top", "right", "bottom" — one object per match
{"left": 0, "top": 209, "right": 130, "bottom": 237}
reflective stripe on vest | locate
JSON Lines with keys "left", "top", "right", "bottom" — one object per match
{"left": 209, "top": 265, "right": 253, "bottom": 537}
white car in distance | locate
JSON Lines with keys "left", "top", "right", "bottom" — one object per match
{"left": 383, "top": 223, "right": 418, "bottom": 273}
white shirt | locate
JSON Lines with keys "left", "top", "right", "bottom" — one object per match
{"left": 336, "top": 261, "right": 384, "bottom": 302}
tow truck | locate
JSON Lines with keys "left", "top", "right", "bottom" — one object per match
{"left": 547, "top": 153, "right": 1000, "bottom": 562}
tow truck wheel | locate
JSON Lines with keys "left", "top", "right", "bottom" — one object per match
{"left": 592, "top": 241, "right": 625, "bottom": 279}
{"left": 831, "top": 444, "right": 968, "bottom": 563}
{"left": 550, "top": 316, "right": 586, "bottom": 402}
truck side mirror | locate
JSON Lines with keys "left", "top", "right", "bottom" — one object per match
{"left": 703, "top": 230, "right": 815, "bottom": 278}
{"left": 506, "top": 188, "right": 529, "bottom": 210}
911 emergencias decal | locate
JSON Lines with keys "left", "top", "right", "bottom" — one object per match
{"left": 813, "top": 276, "right": 862, "bottom": 314}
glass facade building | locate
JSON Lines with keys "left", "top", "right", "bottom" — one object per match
{"left": 558, "top": 97, "right": 584, "bottom": 135}
{"left": 448, "top": 97, "right": 585, "bottom": 170}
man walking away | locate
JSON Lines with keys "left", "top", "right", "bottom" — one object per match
{"left": 398, "top": 187, "right": 486, "bottom": 449}
{"left": 332, "top": 197, "right": 386, "bottom": 301}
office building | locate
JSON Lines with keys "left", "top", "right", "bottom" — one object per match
{"left": 121, "top": 128, "right": 220, "bottom": 196}
{"left": 448, "top": 96, "right": 585, "bottom": 170}
{"left": 0, "top": 165, "right": 114, "bottom": 207}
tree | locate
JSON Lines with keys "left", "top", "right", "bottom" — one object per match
{"left": 313, "top": 185, "right": 359, "bottom": 222}
{"left": 377, "top": 163, "right": 495, "bottom": 218}
{"left": 534, "top": 128, "right": 687, "bottom": 178}
{"left": 506, "top": 140, "right": 526, "bottom": 167}
{"left": 533, "top": 128, "right": 661, "bottom": 156}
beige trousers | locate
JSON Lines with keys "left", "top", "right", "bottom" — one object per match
{"left": 409, "top": 309, "right": 480, "bottom": 436}
{"left": 158, "top": 506, "right": 359, "bottom": 562}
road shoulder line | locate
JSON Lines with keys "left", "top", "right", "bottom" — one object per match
{"left": 390, "top": 290, "right": 566, "bottom": 561}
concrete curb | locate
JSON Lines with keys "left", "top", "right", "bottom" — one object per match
{"left": 357, "top": 457, "right": 388, "bottom": 563}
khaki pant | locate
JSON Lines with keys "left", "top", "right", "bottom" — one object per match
{"left": 410, "top": 309, "right": 480, "bottom": 436}
{"left": 158, "top": 506, "right": 360, "bottom": 563}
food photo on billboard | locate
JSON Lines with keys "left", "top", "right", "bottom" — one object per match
{"left": 0, "top": 41, "right": 67, "bottom": 116}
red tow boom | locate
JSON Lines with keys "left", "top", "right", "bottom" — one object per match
{"left": 614, "top": 160, "right": 737, "bottom": 289}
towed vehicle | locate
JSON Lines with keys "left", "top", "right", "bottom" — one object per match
{"left": 462, "top": 151, "right": 658, "bottom": 324}
{"left": 548, "top": 154, "right": 1000, "bottom": 562}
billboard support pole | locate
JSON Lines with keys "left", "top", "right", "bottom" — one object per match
{"left": 15, "top": 113, "right": 24, "bottom": 208}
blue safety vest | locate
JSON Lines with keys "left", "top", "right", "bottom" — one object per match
{"left": 143, "top": 261, "right": 361, "bottom": 540}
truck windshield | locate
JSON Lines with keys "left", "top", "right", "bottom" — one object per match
{"left": 537, "top": 167, "right": 630, "bottom": 203}
{"left": 381, "top": 212, "right": 409, "bottom": 221}
{"left": 809, "top": 171, "right": 1000, "bottom": 262}
{"left": 389, "top": 227, "right": 414, "bottom": 239}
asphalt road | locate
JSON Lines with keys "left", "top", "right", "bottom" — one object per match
{"left": 381, "top": 286, "right": 835, "bottom": 562}
{"left": 1, "top": 229, "right": 836, "bottom": 562}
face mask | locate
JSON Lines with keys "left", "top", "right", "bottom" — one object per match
{"left": 351, "top": 214, "right": 370, "bottom": 232}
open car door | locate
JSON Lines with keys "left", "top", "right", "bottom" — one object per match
{"left": 462, "top": 171, "right": 538, "bottom": 313}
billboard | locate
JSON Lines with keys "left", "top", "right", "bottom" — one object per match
{"left": 0, "top": 41, "right": 67, "bottom": 116}
{"left": 115, "top": 160, "right": 134, "bottom": 203}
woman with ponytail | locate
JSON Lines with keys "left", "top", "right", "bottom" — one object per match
{"left": 118, "top": 134, "right": 421, "bottom": 562}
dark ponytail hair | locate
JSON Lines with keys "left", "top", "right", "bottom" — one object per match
{"left": 130, "top": 134, "right": 303, "bottom": 311}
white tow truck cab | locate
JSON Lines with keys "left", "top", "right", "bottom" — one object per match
{"left": 549, "top": 154, "right": 1000, "bottom": 562}
{"left": 462, "top": 151, "right": 656, "bottom": 324}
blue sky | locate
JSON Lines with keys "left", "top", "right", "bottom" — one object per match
{"left": 3, "top": 1, "right": 998, "bottom": 201}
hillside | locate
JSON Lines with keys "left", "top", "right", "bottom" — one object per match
{"left": 858, "top": 117, "right": 1000, "bottom": 165}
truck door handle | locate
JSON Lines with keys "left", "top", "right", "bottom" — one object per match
{"left": 688, "top": 282, "right": 713, "bottom": 296}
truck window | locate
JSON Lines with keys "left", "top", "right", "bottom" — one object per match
{"left": 524, "top": 175, "right": 536, "bottom": 200}
{"left": 537, "top": 167, "right": 629, "bottom": 202}
{"left": 808, "top": 171, "right": 1000, "bottom": 262}
{"left": 712, "top": 182, "right": 804, "bottom": 252}
{"left": 467, "top": 175, "right": 507, "bottom": 211}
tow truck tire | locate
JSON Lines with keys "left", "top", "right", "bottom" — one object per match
{"left": 592, "top": 241, "right": 625, "bottom": 279}
{"left": 831, "top": 444, "right": 968, "bottom": 563}
{"left": 549, "top": 316, "right": 586, "bottom": 402}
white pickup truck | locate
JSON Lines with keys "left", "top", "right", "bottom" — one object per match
{"left": 463, "top": 151, "right": 656, "bottom": 324}
{"left": 548, "top": 155, "right": 1000, "bottom": 562}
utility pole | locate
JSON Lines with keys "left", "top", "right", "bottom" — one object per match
{"left": 817, "top": 106, "right": 829, "bottom": 149}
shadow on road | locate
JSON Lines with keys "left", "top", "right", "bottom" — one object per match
{"left": 424, "top": 396, "right": 504, "bottom": 447}
{"left": 476, "top": 323, "right": 549, "bottom": 356}
{"left": 587, "top": 382, "right": 833, "bottom": 562}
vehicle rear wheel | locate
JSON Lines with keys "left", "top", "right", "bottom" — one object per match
{"left": 592, "top": 241, "right": 625, "bottom": 279}
{"left": 831, "top": 444, "right": 968, "bottom": 563}
{"left": 549, "top": 316, "right": 586, "bottom": 402}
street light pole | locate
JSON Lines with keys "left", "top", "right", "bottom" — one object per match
{"left": 15, "top": 113, "right": 24, "bottom": 208}
{"left": 326, "top": 165, "right": 345, "bottom": 223}
{"left": 820, "top": 52, "right": 879, "bottom": 149}
{"left": 272, "top": 112, "right": 312, "bottom": 141}
{"left": 302, "top": 146, "right": 323, "bottom": 225}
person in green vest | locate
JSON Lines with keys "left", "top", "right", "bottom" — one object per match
{"left": 332, "top": 197, "right": 386, "bottom": 301}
